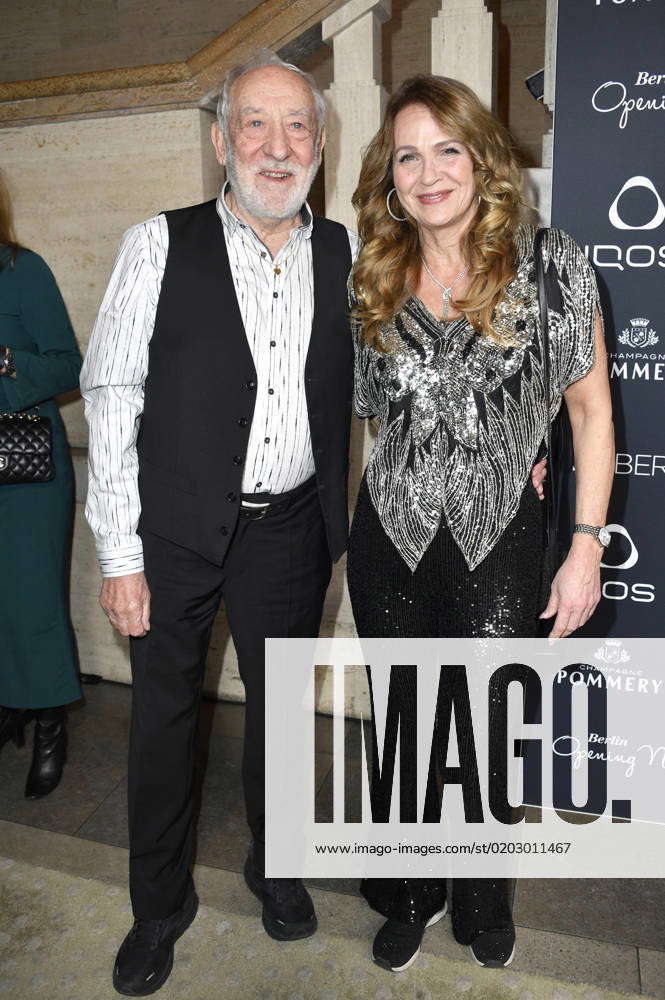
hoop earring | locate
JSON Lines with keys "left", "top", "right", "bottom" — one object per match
{"left": 386, "top": 187, "right": 407, "bottom": 222}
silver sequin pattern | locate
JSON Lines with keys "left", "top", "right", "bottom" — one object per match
{"left": 351, "top": 226, "right": 600, "bottom": 572}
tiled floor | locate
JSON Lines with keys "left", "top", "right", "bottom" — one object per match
{"left": 1, "top": 681, "right": 664, "bottom": 996}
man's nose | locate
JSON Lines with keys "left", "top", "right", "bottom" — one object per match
{"left": 262, "top": 123, "right": 290, "bottom": 160}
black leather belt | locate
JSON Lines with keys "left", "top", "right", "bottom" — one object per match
{"left": 239, "top": 476, "right": 316, "bottom": 520}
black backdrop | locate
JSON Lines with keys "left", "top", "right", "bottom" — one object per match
{"left": 551, "top": 0, "right": 665, "bottom": 637}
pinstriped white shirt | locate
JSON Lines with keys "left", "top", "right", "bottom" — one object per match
{"left": 80, "top": 184, "right": 359, "bottom": 578}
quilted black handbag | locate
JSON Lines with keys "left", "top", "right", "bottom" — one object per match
{"left": 0, "top": 407, "right": 55, "bottom": 484}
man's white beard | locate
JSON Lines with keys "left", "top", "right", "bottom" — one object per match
{"left": 225, "top": 145, "right": 319, "bottom": 222}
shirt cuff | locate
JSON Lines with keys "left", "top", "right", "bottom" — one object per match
{"left": 96, "top": 543, "right": 144, "bottom": 578}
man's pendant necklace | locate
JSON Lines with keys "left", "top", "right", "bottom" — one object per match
{"left": 420, "top": 256, "right": 469, "bottom": 320}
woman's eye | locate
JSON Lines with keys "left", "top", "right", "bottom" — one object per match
{"left": 440, "top": 146, "right": 460, "bottom": 155}
{"left": 398, "top": 153, "right": 416, "bottom": 163}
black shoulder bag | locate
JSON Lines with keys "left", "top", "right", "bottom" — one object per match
{"left": 534, "top": 227, "right": 573, "bottom": 617}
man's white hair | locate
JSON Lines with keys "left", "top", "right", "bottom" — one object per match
{"left": 217, "top": 48, "right": 326, "bottom": 151}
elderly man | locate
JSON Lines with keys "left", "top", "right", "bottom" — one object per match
{"left": 81, "top": 49, "right": 358, "bottom": 996}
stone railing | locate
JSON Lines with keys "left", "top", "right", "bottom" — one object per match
{"left": 0, "top": 0, "right": 555, "bottom": 710}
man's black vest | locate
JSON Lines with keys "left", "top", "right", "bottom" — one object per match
{"left": 136, "top": 199, "right": 353, "bottom": 565}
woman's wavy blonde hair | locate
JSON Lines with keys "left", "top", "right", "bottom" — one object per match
{"left": 351, "top": 74, "right": 527, "bottom": 349}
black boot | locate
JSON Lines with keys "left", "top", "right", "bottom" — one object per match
{"left": 0, "top": 706, "right": 27, "bottom": 753}
{"left": 25, "top": 705, "right": 67, "bottom": 799}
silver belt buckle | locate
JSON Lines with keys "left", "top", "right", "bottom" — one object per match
{"left": 241, "top": 499, "right": 271, "bottom": 520}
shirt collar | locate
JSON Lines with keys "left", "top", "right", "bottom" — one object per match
{"left": 216, "top": 179, "right": 313, "bottom": 241}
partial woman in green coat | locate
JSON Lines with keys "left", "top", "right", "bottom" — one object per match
{"left": 0, "top": 172, "right": 82, "bottom": 798}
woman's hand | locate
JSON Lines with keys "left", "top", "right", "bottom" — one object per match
{"left": 539, "top": 537, "right": 602, "bottom": 638}
{"left": 531, "top": 457, "right": 547, "bottom": 499}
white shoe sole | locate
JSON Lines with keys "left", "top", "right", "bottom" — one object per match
{"left": 375, "top": 902, "right": 448, "bottom": 974}
{"left": 468, "top": 939, "right": 515, "bottom": 968}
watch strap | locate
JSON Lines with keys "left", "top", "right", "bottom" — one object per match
{"left": 573, "top": 523, "right": 606, "bottom": 546}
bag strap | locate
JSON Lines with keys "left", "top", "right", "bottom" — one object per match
{"left": 533, "top": 226, "right": 557, "bottom": 545}
{"left": 0, "top": 404, "right": 41, "bottom": 420}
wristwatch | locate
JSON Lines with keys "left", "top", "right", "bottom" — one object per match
{"left": 573, "top": 523, "right": 611, "bottom": 548}
{"left": 0, "top": 346, "right": 15, "bottom": 377}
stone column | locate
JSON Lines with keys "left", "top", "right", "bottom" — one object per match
{"left": 430, "top": 0, "right": 495, "bottom": 110}
{"left": 322, "top": 0, "right": 391, "bottom": 230}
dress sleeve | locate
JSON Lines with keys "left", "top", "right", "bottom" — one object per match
{"left": 1, "top": 251, "right": 82, "bottom": 412}
{"left": 546, "top": 229, "right": 601, "bottom": 395}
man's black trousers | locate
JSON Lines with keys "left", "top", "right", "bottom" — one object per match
{"left": 127, "top": 478, "right": 332, "bottom": 920}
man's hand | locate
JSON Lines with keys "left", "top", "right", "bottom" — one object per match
{"left": 531, "top": 457, "right": 547, "bottom": 500}
{"left": 100, "top": 572, "right": 151, "bottom": 637}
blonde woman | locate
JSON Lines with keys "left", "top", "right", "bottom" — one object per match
{"left": 347, "top": 76, "right": 614, "bottom": 971}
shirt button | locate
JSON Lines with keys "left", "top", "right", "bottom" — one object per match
{"left": 226, "top": 491, "right": 237, "bottom": 502}
{"left": 220, "top": 526, "right": 229, "bottom": 536}
{"left": 237, "top": 417, "right": 248, "bottom": 427}
{"left": 274, "top": 267, "right": 281, "bottom": 275}
{"left": 246, "top": 380, "right": 256, "bottom": 390}
{"left": 261, "top": 251, "right": 266, "bottom": 258}
{"left": 264, "top": 437, "right": 270, "bottom": 444}
{"left": 273, "top": 292, "right": 279, "bottom": 298}
{"left": 268, "top": 388, "right": 274, "bottom": 395}
{"left": 256, "top": 481, "right": 263, "bottom": 488}
{"left": 233, "top": 455, "right": 244, "bottom": 465}
{"left": 270, "top": 340, "right": 276, "bottom": 347}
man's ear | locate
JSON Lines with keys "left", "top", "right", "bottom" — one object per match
{"left": 317, "top": 126, "right": 326, "bottom": 165}
{"left": 211, "top": 120, "right": 226, "bottom": 165}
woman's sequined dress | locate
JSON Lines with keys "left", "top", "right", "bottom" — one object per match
{"left": 347, "top": 226, "right": 599, "bottom": 935}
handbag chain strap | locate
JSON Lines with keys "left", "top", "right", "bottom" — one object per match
{"left": 0, "top": 405, "right": 41, "bottom": 421}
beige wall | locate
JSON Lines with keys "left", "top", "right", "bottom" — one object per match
{"left": 0, "top": 108, "right": 239, "bottom": 698}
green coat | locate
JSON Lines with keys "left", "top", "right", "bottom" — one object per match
{"left": 0, "top": 247, "right": 82, "bottom": 709}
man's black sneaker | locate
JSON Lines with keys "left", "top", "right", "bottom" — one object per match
{"left": 243, "top": 849, "right": 317, "bottom": 941}
{"left": 372, "top": 902, "right": 448, "bottom": 972}
{"left": 112, "top": 887, "right": 199, "bottom": 996}
{"left": 468, "top": 925, "right": 516, "bottom": 967}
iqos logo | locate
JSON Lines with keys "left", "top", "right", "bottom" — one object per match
{"left": 601, "top": 524, "right": 639, "bottom": 569}
{"left": 601, "top": 524, "right": 655, "bottom": 603}
{"left": 609, "top": 177, "right": 665, "bottom": 231}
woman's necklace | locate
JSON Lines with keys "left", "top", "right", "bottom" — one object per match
{"left": 420, "top": 255, "right": 469, "bottom": 320}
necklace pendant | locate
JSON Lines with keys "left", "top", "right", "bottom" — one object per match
{"left": 441, "top": 290, "right": 451, "bottom": 321}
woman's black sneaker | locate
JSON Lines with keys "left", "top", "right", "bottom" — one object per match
{"left": 468, "top": 925, "right": 516, "bottom": 967}
{"left": 372, "top": 902, "right": 448, "bottom": 972}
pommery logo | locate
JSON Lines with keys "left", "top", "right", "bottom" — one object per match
{"left": 618, "top": 318, "right": 659, "bottom": 349}
{"left": 610, "top": 318, "right": 665, "bottom": 382}
{"left": 595, "top": 639, "right": 631, "bottom": 665}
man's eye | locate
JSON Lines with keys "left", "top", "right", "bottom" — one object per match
{"left": 247, "top": 120, "right": 264, "bottom": 128}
